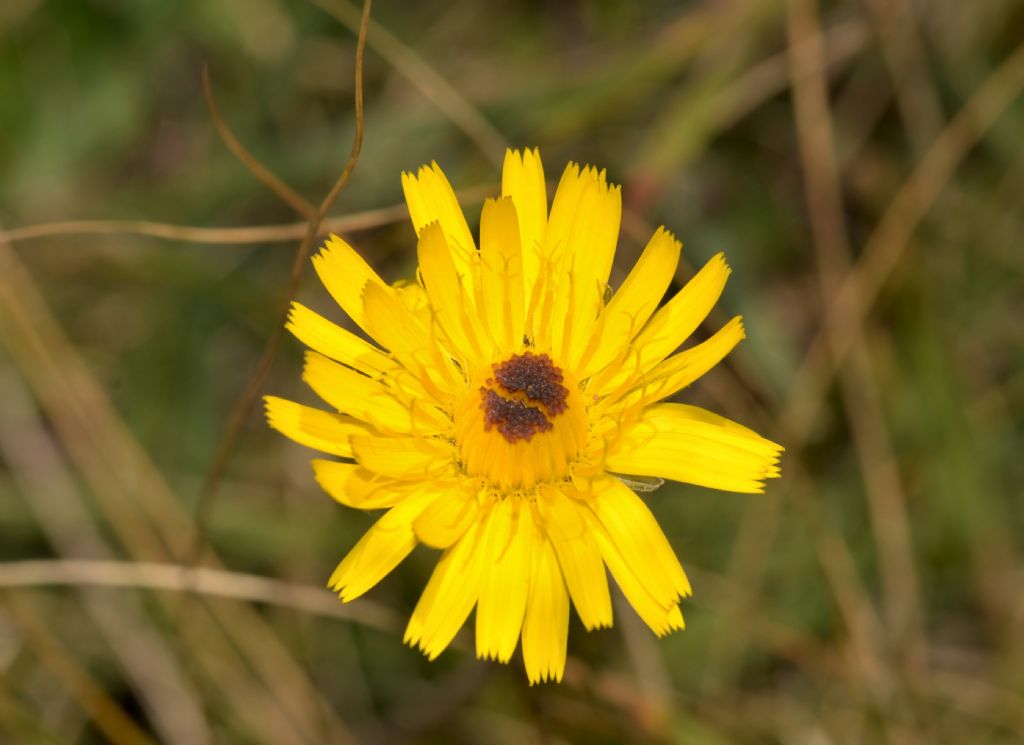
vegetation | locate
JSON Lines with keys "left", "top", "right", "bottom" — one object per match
{"left": 1, "top": 0, "right": 1022, "bottom": 742}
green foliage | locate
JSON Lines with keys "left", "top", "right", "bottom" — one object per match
{"left": 1, "top": 0, "right": 1022, "bottom": 743}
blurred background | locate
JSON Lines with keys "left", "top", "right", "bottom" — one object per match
{"left": 2, "top": 0, "right": 1023, "bottom": 743}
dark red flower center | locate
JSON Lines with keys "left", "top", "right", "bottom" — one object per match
{"left": 480, "top": 353, "right": 569, "bottom": 443}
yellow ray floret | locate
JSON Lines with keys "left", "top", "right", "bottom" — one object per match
{"left": 605, "top": 404, "right": 783, "bottom": 493}
{"left": 266, "top": 147, "right": 782, "bottom": 684}
{"left": 264, "top": 396, "right": 370, "bottom": 458}
{"left": 286, "top": 301, "right": 394, "bottom": 377}
{"left": 475, "top": 499, "right": 532, "bottom": 662}
{"left": 501, "top": 148, "right": 547, "bottom": 294}
{"left": 312, "top": 460, "right": 414, "bottom": 509}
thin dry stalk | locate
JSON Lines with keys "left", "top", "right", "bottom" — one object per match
{"left": 0, "top": 239, "right": 354, "bottom": 744}
{"left": 782, "top": 36, "right": 1024, "bottom": 442}
{"left": 861, "top": 0, "right": 944, "bottom": 157}
{"left": 701, "top": 29, "right": 1024, "bottom": 705}
{"left": 307, "top": 0, "right": 506, "bottom": 163}
{"left": 611, "top": 591, "right": 675, "bottom": 738}
{"left": 0, "top": 366, "right": 211, "bottom": 745}
{"left": 0, "top": 559, "right": 402, "bottom": 632}
{"left": 786, "top": 0, "right": 923, "bottom": 676}
{"left": 202, "top": 66, "right": 316, "bottom": 219}
{"left": 0, "top": 184, "right": 494, "bottom": 247}
{"left": 1, "top": 592, "right": 158, "bottom": 745}
{"left": 190, "top": 0, "right": 373, "bottom": 557}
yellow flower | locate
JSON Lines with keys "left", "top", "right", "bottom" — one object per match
{"left": 266, "top": 148, "right": 782, "bottom": 683}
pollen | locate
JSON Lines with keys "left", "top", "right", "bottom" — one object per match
{"left": 480, "top": 352, "right": 569, "bottom": 443}
{"left": 492, "top": 352, "right": 568, "bottom": 417}
{"left": 456, "top": 352, "right": 587, "bottom": 490}
{"left": 480, "top": 388, "right": 552, "bottom": 442}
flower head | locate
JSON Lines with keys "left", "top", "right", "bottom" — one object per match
{"left": 266, "top": 148, "right": 782, "bottom": 683}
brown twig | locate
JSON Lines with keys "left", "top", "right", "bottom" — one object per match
{"left": 0, "top": 184, "right": 495, "bottom": 247}
{"left": 0, "top": 210, "right": 396, "bottom": 245}
{"left": 190, "top": 0, "right": 374, "bottom": 561}
{"left": 202, "top": 66, "right": 316, "bottom": 219}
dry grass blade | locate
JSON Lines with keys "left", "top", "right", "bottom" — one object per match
{"left": 786, "top": 0, "right": 923, "bottom": 680}
{"left": 633, "top": 15, "right": 868, "bottom": 187}
{"left": 308, "top": 0, "right": 507, "bottom": 163}
{"left": 725, "top": 17, "right": 867, "bottom": 130}
{"left": 783, "top": 37, "right": 1024, "bottom": 441}
{"left": 862, "top": 0, "right": 943, "bottom": 156}
{"left": 612, "top": 592, "right": 674, "bottom": 738}
{"left": 0, "top": 559, "right": 403, "bottom": 633}
{"left": 0, "top": 239, "right": 356, "bottom": 742}
{"left": 202, "top": 66, "right": 316, "bottom": 220}
{"left": 1, "top": 592, "right": 159, "bottom": 745}
{"left": 0, "top": 365, "right": 211, "bottom": 745}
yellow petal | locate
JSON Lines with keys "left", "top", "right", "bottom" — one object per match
{"left": 393, "top": 280, "right": 433, "bottom": 327}
{"left": 289, "top": 298, "right": 435, "bottom": 405}
{"left": 640, "top": 404, "right": 783, "bottom": 456}
{"left": 479, "top": 197, "right": 525, "bottom": 352}
{"left": 662, "top": 402, "right": 771, "bottom": 437}
{"left": 402, "top": 162, "right": 477, "bottom": 285}
{"left": 416, "top": 222, "right": 487, "bottom": 365}
{"left": 302, "top": 351, "right": 419, "bottom": 432}
{"left": 590, "top": 252, "right": 731, "bottom": 396}
{"left": 635, "top": 251, "right": 731, "bottom": 364}
{"left": 312, "top": 460, "right": 415, "bottom": 509}
{"left": 286, "top": 302, "right": 393, "bottom": 377}
{"left": 404, "top": 519, "right": 484, "bottom": 660}
{"left": 311, "top": 234, "right": 390, "bottom": 334}
{"left": 574, "top": 227, "right": 681, "bottom": 376}
{"left": 521, "top": 530, "right": 569, "bottom": 684}
{"left": 542, "top": 164, "right": 622, "bottom": 360}
{"left": 604, "top": 401, "right": 782, "bottom": 493}
{"left": 349, "top": 435, "right": 452, "bottom": 478}
{"left": 537, "top": 488, "right": 612, "bottom": 630}
{"left": 362, "top": 282, "right": 461, "bottom": 396}
{"left": 526, "top": 163, "right": 582, "bottom": 349}
{"left": 587, "top": 477, "right": 691, "bottom": 604}
{"left": 583, "top": 508, "right": 685, "bottom": 637}
{"left": 542, "top": 162, "right": 587, "bottom": 274}
{"left": 264, "top": 395, "right": 370, "bottom": 457}
{"left": 625, "top": 316, "right": 746, "bottom": 408}
{"left": 476, "top": 499, "right": 532, "bottom": 663}
{"left": 501, "top": 148, "right": 547, "bottom": 296}
{"left": 328, "top": 488, "right": 436, "bottom": 601}
{"left": 562, "top": 176, "right": 622, "bottom": 362}
{"left": 413, "top": 489, "right": 479, "bottom": 549}
{"left": 360, "top": 281, "right": 427, "bottom": 361}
